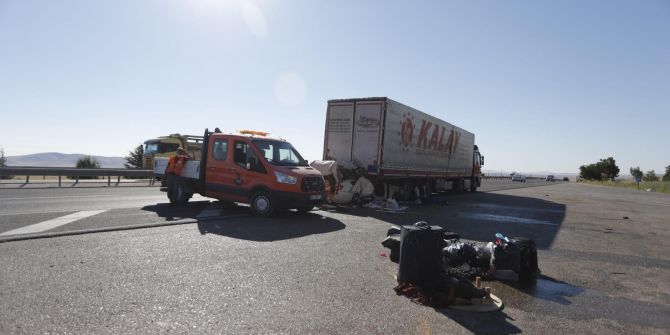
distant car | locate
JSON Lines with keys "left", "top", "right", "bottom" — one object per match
{"left": 545, "top": 175, "right": 555, "bottom": 182}
{"left": 511, "top": 174, "right": 526, "bottom": 182}
{"left": 562, "top": 177, "right": 569, "bottom": 182}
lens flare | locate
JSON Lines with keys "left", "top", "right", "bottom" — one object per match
{"left": 274, "top": 72, "right": 307, "bottom": 107}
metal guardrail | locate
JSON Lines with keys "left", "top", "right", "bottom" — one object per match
{"left": 482, "top": 176, "right": 547, "bottom": 181}
{"left": 0, "top": 167, "right": 154, "bottom": 187}
{"left": 482, "top": 176, "right": 512, "bottom": 181}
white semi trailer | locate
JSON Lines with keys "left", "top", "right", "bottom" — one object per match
{"left": 323, "top": 97, "right": 483, "bottom": 200}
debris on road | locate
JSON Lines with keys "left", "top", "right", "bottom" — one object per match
{"left": 442, "top": 232, "right": 540, "bottom": 282}
{"left": 381, "top": 221, "right": 541, "bottom": 310}
{"left": 381, "top": 234, "right": 401, "bottom": 262}
{"left": 393, "top": 275, "right": 490, "bottom": 308}
{"left": 311, "top": 160, "right": 375, "bottom": 206}
{"left": 382, "top": 224, "right": 539, "bottom": 281}
{"left": 384, "top": 222, "right": 498, "bottom": 309}
{"left": 365, "top": 198, "right": 408, "bottom": 212}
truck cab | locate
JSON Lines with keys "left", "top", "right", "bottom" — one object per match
{"left": 472, "top": 145, "right": 484, "bottom": 192}
{"left": 164, "top": 129, "right": 325, "bottom": 217}
{"left": 143, "top": 134, "right": 203, "bottom": 169}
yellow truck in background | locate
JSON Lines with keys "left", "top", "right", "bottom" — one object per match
{"left": 143, "top": 134, "right": 203, "bottom": 169}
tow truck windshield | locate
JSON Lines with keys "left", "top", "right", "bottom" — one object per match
{"left": 253, "top": 139, "right": 308, "bottom": 167}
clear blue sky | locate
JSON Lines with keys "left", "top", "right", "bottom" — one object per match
{"left": 1, "top": 0, "right": 668, "bottom": 174}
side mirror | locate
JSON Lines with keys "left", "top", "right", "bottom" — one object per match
{"left": 481, "top": 156, "right": 485, "bottom": 166}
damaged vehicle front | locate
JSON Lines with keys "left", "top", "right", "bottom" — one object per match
{"left": 253, "top": 139, "right": 325, "bottom": 212}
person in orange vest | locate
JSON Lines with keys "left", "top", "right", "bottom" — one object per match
{"left": 176, "top": 147, "right": 192, "bottom": 159}
{"left": 167, "top": 147, "right": 192, "bottom": 175}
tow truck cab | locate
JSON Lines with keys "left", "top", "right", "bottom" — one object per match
{"left": 198, "top": 129, "right": 325, "bottom": 216}
{"left": 471, "top": 145, "right": 485, "bottom": 191}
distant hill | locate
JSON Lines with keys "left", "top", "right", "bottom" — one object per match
{"left": 6, "top": 152, "right": 125, "bottom": 168}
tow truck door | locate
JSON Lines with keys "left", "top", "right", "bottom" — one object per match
{"left": 229, "top": 139, "right": 268, "bottom": 195}
{"left": 204, "top": 136, "right": 245, "bottom": 202}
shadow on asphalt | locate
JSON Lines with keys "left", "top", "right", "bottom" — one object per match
{"left": 141, "top": 201, "right": 213, "bottom": 221}
{"left": 437, "top": 308, "right": 522, "bottom": 335}
{"left": 354, "top": 191, "right": 567, "bottom": 249}
{"left": 196, "top": 211, "right": 346, "bottom": 242}
{"left": 141, "top": 201, "right": 346, "bottom": 241}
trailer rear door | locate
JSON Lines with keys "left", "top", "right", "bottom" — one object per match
{"left": 352, "top": 100, "right": 383, "bottom": 173}
{"left": 324, "top": 102, "right": 354, "bottom": 161}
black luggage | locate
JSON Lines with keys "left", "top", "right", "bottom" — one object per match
{"left": 515, "top": 237, "right": 539, "bottom": 281}
{"left": 492, "top": 237, "right": 539, "bottom": 282}
{"left": 397, "top": 222, "right": 444, "bottom": 285}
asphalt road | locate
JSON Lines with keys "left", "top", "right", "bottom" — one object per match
{"left": 0, "top": 179, "right": 557, "bottom": 240}
{"left": 0, "top": 180, "right": 668, "bottom": 334}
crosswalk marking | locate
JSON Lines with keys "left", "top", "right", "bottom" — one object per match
{"left": 0, "top": 210, "right": 108, "bottom": 236}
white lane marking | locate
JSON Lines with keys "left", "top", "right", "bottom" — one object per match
{"left": 0, "top": 208, "right": 113, "bottom": 217}
{"left": 0, "top": 210, "right": 108, "bottom": 236}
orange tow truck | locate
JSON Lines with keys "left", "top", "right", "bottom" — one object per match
{"left": 156, "top": 128, "right": 325, "bottom": 217}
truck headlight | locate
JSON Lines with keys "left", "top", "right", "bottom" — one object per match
{"left": 274, "top": 171, "right": 297, "bottom": 184}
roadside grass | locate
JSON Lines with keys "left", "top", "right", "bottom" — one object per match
{"left": 583, "top": 180, "right": 670, "bottom": 194}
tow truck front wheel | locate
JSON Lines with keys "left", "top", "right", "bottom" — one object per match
{"left": 250, "top": 191, "right": 274, "bottom": 217}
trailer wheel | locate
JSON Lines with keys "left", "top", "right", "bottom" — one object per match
{"left": 250, "top": 191, "right": 274, "bottom": 217}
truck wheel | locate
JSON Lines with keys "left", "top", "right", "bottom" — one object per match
{"left": 470, "top": 177, "right": 477, "bottom": 192}
{"left": 250, "top": 191, "right": 274, "bottom": 217}
{"left": 173, "top": 181, "right": 191, "bottom": 205}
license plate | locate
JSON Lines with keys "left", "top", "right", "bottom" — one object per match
{"left": 309, "top": 194, "right": 322, "bottom": 200}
